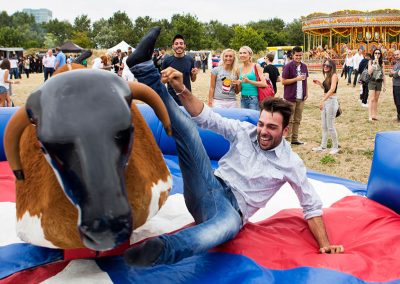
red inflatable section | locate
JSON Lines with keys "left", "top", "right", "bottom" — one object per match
{"left": 0, "top": 161, "right": 15, "bottom": 202}
{"left": 217, "top": 196, "right": 400, "bottom": 283}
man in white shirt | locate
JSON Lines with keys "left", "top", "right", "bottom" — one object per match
{"left": 42, "top": 49, "right": 56, "bottom": 82}
{"left": 352, "top": 48, "right": 364, "bottom": 87}
{"left": 123, "top": 27, "right": 344, "bottom": 267}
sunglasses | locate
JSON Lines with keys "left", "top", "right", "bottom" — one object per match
{"left": 323, "top": 64, "right": 332, "bottom": 68}
{"left": 374, "top": 52, "right": 381, "bottom": 55}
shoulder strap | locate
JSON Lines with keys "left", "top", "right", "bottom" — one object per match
{"left": 254, "top": 64, "right": 260, "bottom": 81}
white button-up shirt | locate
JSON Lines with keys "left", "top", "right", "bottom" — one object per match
{"left": 192, "top": 105, "right": 323, "bottom": 223}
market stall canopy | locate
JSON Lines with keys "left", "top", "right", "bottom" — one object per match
{"left": 59, "top": 41, "right": 84, "bottom": 53}
{"left": 107, "top": 41, "right": 134, "bottom": 53}
{"left": 0, "top": 47, "right": 24, "bottom": 58}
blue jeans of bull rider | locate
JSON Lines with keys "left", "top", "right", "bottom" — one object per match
{"left": 130, "top": 61, "right": 242, "bottom": 265}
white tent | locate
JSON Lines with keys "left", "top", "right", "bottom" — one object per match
{"left": 107, "top": 41, "right": 134, "bottom": 53}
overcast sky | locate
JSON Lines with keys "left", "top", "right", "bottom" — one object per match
{"left": 2, "top": 0, "right": 399, "bottom": 25}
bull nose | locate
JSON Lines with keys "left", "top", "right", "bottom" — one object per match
{"left": 79, "top": 213, "right": 133, "bottom": 251}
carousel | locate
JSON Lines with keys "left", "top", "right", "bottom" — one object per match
{"left": 301, "top": 9, "right": 400, "bottom": 61}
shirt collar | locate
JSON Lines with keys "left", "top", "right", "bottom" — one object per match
{"left": 250, "top": 129, "right": 285, "bottom": 158}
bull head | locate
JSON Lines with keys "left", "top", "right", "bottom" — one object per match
{"left": 4, "top": 69, "right": 171, "bottom": 250}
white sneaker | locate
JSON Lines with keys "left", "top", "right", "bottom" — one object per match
{"left": 329, "top": 148, "right": 339, "bottom": 155}
{"left": 312, "top": 146, "right": 326, "bottom": 152}
{"left": 361, "top": 103, "right": 368, "bottom": 108}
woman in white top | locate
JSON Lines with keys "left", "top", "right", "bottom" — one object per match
{"left": 0, "top": 59, "right": 20, "bottom": 107}
{"left": 208, "top": 49, "right": 240, "bottom": 108}
{"left": 344, "top": 50, "right": 354, "bottom": 85}
{"left": 92, "top": 55, "right": 111, "bottom": 71}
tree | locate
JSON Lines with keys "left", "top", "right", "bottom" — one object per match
{"left": 71, "top": 31, "right": 93, "bottom": 48}
{"left": 43, "top": 33, "right": 57, "bottom": 48}
{"left": 107, "top": 11, "right": 135, "bottom": 45}
{"left": 170, "top": 14, "right": 204, "bottom": 50}
{"left": 74, "top": 15, "right": 91, "bottom": 34}
{"left": 284, "top": 19, "right": 303, "bottom": 46}
{"left": 42, "top": 19, "right": 73, "bottom": 45}
{"left": 0, "top": 26, "right": 25, "bottom": 47}
{"left": 230, "top": 26, "right": 266, "bottom": 53}
{"left": 93, "top": 23, "right": 120, "bottom": 48}
{"left": 203, "top": 21, "right": 234, "bottom": 50}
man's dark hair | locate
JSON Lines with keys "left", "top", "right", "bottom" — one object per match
{"left": 266, "top": 52, "right": 274, "bottom": 62}
{"left": 260, "top": 97, "right": 292, "bottom": 129}
{"left": 365, "top": 53, "right": 372, "bottom": 59}
{"left": 56, "top": 47, "right": 61, "bottom": 52}
{"left": 292, "top": 46, "right": 303, "bottom": 54}
{"left": 172, "top": 34, "right": 184, "bottom": 44}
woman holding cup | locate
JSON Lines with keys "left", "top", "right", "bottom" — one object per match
{"left": 208, "top": 49, "right": 240, "bottom": 108}
{"left": 312, "top": 59, "right": 340, "bottom": 155}
{"left": 367, "top": 49, "right": 386, "bottom": 121}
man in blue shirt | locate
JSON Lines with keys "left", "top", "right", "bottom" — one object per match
{"left": 161, "top": 34, "right": 198, "bottom": 106}
{"left": 124, "top": 27, "right": 344, "bottom": 267}
{"left": 54, "top": 47, "right": 66, "bottom": 70}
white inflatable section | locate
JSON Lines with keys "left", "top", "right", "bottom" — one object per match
{"left": 0, "top": 178, "right": 355, "bottom": 248}
{"left": 42, "top": 259, "right": 112, "bottom": 284}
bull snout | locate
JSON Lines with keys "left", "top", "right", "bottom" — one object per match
{"left": 79, "top": 211, "right": 133, "bottom": 251}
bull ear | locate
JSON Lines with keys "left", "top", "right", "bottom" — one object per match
{"left": 128, "top": 81, "right": 172, "bottom": 136}
{"left": 4, "top": 107, "right": 31, "bottom": 180}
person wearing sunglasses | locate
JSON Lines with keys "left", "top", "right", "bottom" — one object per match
{"left": 367, "top": 49, "right": 386, "bottom": 121}
{"left": 389, "top": 50, "right": 400, "bottom": 122}
{"left": 312, "top": 59, "right": 339, "bottom": 155}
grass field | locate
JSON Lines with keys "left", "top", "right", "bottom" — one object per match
{"left": 9, "top": 66, "right": 400, "bottom": 184}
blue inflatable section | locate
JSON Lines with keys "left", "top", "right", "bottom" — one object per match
{"left": 367, "top": 131, "right": 400, "bottom": 214}
{"left": 0, "top": 106, "right": 398, "bottom": 212}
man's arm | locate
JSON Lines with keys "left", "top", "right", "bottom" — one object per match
{"left": 307, "top": 216, "right": 344, "bottom": 253}
{"left": 161, "top": 67, "right": 204, "bottom": 116}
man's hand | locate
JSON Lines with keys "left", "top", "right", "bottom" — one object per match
{"left": 319, "top": 245, "right": 344, "bottom": 254}
{"left": 161, "top": 67, "right": 184, "bottom": 92}
{"left": 191, "top": 68, "right": 199, "bottom": 75}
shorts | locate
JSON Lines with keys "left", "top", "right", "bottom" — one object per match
{"left": 0, "top": 86, "right": 8, "bottom": 94}
{"left": 368, "top": 80, "right": 383, "bottom": 91}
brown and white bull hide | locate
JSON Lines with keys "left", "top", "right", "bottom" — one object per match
{"left": 14, "top": 66, "right": 172, "bottom": 249}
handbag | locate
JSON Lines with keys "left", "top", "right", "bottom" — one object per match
{"left": 359, "top": 68, "right": 370, "bottom": 83}
{"left": 254, "top": 65, "right": 274, "bottom": 103}
{"left": 336, "top": 103, "right": 342, "bottom": 118}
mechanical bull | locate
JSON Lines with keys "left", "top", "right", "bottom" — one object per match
{"left": 4, "top": 67, "right": 173, "bottom": 251}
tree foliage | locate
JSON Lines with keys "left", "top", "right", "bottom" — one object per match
{"left": 0, "top": 10, "right": 305, "bottom": 52}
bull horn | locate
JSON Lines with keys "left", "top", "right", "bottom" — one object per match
{"left": 4, "top": 107, "right": 31, "bottom": 180}
{"left": 128, "top": 81, "right": 172, "bottom": 136}
{"left": 74, "top": 50, "right": 92, "bottom": 65}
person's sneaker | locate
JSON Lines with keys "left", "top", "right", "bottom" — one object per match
{"left": 312, "top": 146, "right": 326, "bottom": 152}
{"left": 361, "top": 103, "right": 368, "bottom": 108}
{"left": 126, "top": 27, "right": 161, "bottom": 68}
{"left": 329, "top": 148, "right": 339, "bottom": 155}
{"left": 291, "top": 141, "right": 305, "bottom": 145}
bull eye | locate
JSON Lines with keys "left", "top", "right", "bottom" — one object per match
{"left": 115, "top": 125, "right": 133, "bottom": 145}
{"left": 41, "top": 142, "right": 75, "bottom": 171}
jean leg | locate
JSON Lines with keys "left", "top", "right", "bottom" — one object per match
{"left": 240, "top": 97, "right": 249, "bottom": 109}
{"left": 325, "top": 99, "right": 338, "bottom": 149}
{"left": 155, "top": 188, "right": 242, "bottom": 264}
{"left": 321, "top": 107, "right": 328, "bottom": 148}
{"left": 347, "top": 67, "right": 353, "bottom": 84}
{"left": 44, "top": 68, "right": 49, "bottom": 81}
{"left": 292, "top": 100, "right": 304, "bottom": 142}
{"left": 353, "top": 70, "right": 359, "bottom": 86}
{"left": 130, "top": 62, "right": 242, "bottom": 264}
{"left": 248, "top": 96, "right": 259, "bottom": 110}
{"left": 394, "top": 86, "right": 400, "bottom": 120}
{"left": 130, "top": 62, "right": 222, "bottom": 219}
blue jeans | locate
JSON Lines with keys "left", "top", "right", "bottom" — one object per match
{"left": 240, "top": 96, "right": 259, "bottom": 110}
{"left": 347, "top": 67, "right": 353, "bottom": 84}
{"left": 130, "top": 62, "right": 242, "bottom": 265}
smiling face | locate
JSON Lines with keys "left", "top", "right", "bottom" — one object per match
{"left": 395, "top": 50, "right": 400, "bottom": 61}
{"left": 239, "top": 48, "right": 251, "bottom": 63}
{"left": 223, "top": 51, "right": 235, "bottom": 67}
{"left": 257, "top": 110, "right": 288, "bottom": 151}
{"left": 172, "top": 38, "right": 186, "bottom": 57}
{"left": 293, "top": 51, "right": 303, "bottom": 65}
